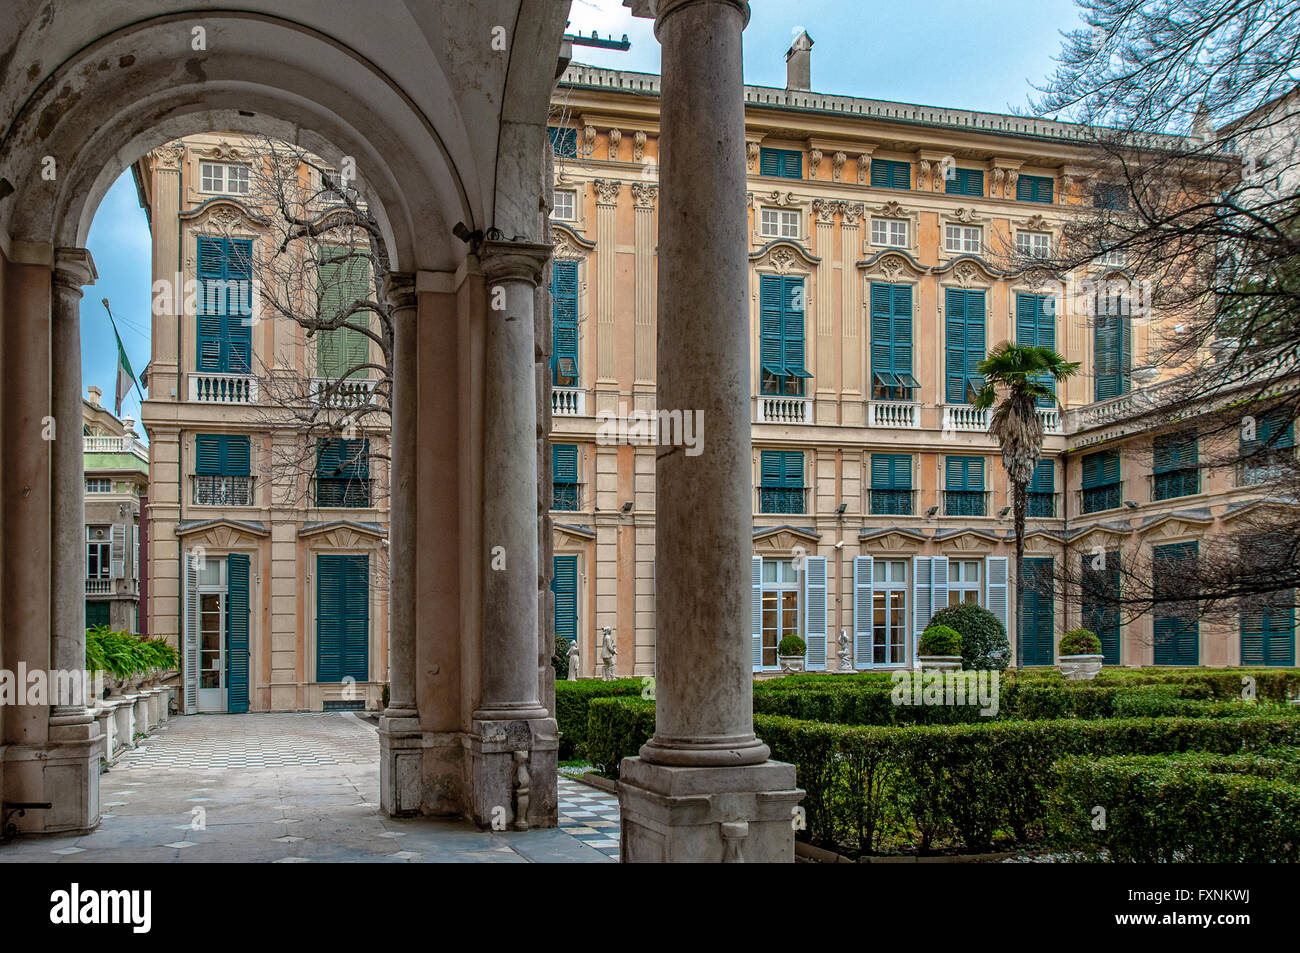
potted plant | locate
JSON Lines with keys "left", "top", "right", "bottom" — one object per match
{"left": 1058, "top": 627, "right": 1104, "bottom": 680}
{"left": 777, "top": 634, "right": 807, "bottom": 674}
{"left": 917, "top": 624, "right": 964, "bottom": 672}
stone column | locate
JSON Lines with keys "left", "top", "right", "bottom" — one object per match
{"left": 620, "top": 0, "right": 802, "bottom": 863}
{"left": 48, "top": 247, "right": 100, "bottom": 832}
{"left": 472, "top": 240, "right": 557, "bottom": 830}
{"left": 379, "top": 271, "right": 421, "bottom": 816}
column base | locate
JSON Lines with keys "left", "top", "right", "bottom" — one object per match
{"left": 466, "top": 715, "right": 558, "bottom": 830}
{"left": 617, "top": 756, "right": 803, "bottom": 863}
{"left": 378, "top": 714, "right": 423, "bottom": 816}
{"left": 3, "top": 724, "right": 102, "bottom": 834}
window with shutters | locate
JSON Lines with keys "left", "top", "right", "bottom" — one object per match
{"left": 1093, "top": 183, "right": 1129, "bottom": 210}
{"left": 760, "top": 558, "right": 800, "bottom": 668}
{"left": 870, "top": 454, "right": 913, "bottom": 515}
{"left": 944, "top": 224, "right": 982, "bottom": 254}
{"left": 759, "top": 148, "right": 802, "bottom": 179}
{"left": 1028, "top": 458, "right": 1056, "bottom": 517}
{"left": 1016, "top": 174, "right": 1054, "bottom": 204}
{"left": 553, "top": 555, "right": 579, "bottom": 646}
{"left": 1093, "top": 288, "right": 1131, "bottom": 401}
{"left": 760, "top": 450, "right": 805, "bottom": 514}
{"left": 871, "top": 158, "right": 910, "bottom": 190}
{"left": 869, "top": 282, "right": 918, "bottom": 400}
{"left": 86, "top": 526, "right": 111, "bottom": 581}
{"left": 86, "top": 600, "right": 110, "bottom": 628}
{"left": 549, "top": 126, "right": 578, "bottom": 158}
{"left": 316, "top": 553, "right": 370, "bottom": 682}
{"left": 1016, "top": 293, "right": 1057, "bottom": 406}
{"left": 1020, "top": 557, "right": 1055, "bottom": 665}
{"left": 1238, "top": 407, "right": 1295, "bottom": 485}
{"left": 315, "top": 438, "right": 371, "bottom": 507}
{"left": 1081, "top": 450, "right": 1121, "bottom": 513}
{"left": 759, "top": 207, "right": 800, "bottom": 239}
{"left": 1237, "top": 540, "right": 1295, "bottom": 665}
{"left": 869, "top": 217, "right": 909, "bottom": 248}
{"left": 1153, "top": 430, "right": 1199, "bottom": 500}
{"left": 196, "top": 236, "right": 254, "bottom": 375}
{"left": 872, "top": 559, "right": 908, "bottom": 665}
{"left": 948, "top": 559, "right": 982, "bottom": 607}
{"left": 551, "top": 443, "right": 580, "bottom": 511}
{"left": 315, "top": 246, "right": 373, "bottom": 380}
{"left": 552, "top": 189, "right": 577, "bottom": 221}
{"left": 193, "top": 434, "right": 254, "bottom": 505}
{"left": 86, "top": 478, "right": 113, "bottom": 493}
{"left": 945, "top": 288, "right": 986, "bottom": 403}
{"left": 199, "top": 161, "right": 250, "bottom": 195}
{"left": 1153, "top": 542, "right": 1199, "bottom": 665}
{"left": 1016, "top": 231, "right": 1051, "bottom": 259}
{"left": 944, "top": 456, "right": 986, "bottom": 516}
{"left": 551, "top": 260, "right": 580, "bottom": 386}
{"left": 945, "top": 168, "right": 983, "bottom": 197}
{"left": 1082, "top": 551, "right": 1122, "bottom": 664}
{"left": 759, "top": 275, "right": 811, "bottom": 396}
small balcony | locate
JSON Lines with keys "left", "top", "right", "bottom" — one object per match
{"left": 1037, "top": 406, "right": 1063, "bottom": 435}
{"left": 86, "top": 577, "right": 111, "bottom": 595}
{"left": 758, "top": 486, "right": 806, "bottom": 515}
{"left": 869, "top": 488, "right": 915, "bottom": 516}
{"left": 943, "top": 490, "right": 989, "bottom": 517}
{"left": 942, "top": 404, "right": 990, "bottom": 433}
{"left": 313, "top": 477, "right": 373, "bottom": 508}
{"left": 1080, "top": 484, "right": 1123, "bottom": 514}
{"left": 192, "top": 474, "right": 256, "bottom": 506}
{"left": 552, "top": 386, "right": 587, "bottom": 417}
{"left": 868, "top": 400, "right": 920, "bottom": 429}
{"left": 1027, "top": 491, "right": 1058, "bottom": 518}
{"left": 189, "top": 373, "right": 258, "bottom": 404}
{"left": 756, "top": 396, "right": 811, "bottom": 425}
{"left": 310, "top": 377, "right": 378, "bottom": 410}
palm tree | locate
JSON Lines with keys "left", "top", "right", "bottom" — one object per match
{"left": 973, "top": 343, "right": 1080, "bottom": 667}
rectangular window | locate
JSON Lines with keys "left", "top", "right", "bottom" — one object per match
{"left": 1239, "top": 407, "right": 1294, "bottom": 485}
{"left": 760, "top": 558, "right": 799, "bottom": 668}
{"left": 1153, "top": 542, "right": 1199, "bottom": 665}
{"left": 552, "top": 443, "right": 579, "bottom": 512}
{"left": 760, "top": 450, "right": 804, "bottom": 514}
{"left": 759, "top": 148, "right": 802, "bottom": 179}
{"left": 551, "top": 260, "right": 579, "bottom": 386}
{"left": 1016, "top": 293, "right": 1057, "bottom": 405}
{"left": 948, "top": 559, "right": 982, "bottom": 606}
{"left": 548, "top": 126, "right": 578, "bottom": 159}
{"left": 872, "top": 560, "right": 908, "bottom": 665}
{"left": 759, "top": 275, "right": 810, "bottom": 396}
{"left": 316, "top": 553, "right": 369, "bottom": 682}
{"left": 196, "top": 236, "right": 254, "bottom": 374}
{"left": 199, "top": 162, "right": 250, "bottom": 195}
{"left": 86, "top": 478, "right": 114, "bottom": 493}
{"left": 869, "top": 282, "right": 917, "bottom": 401}
{"left": 1016, "top": 174, "right": 1054, "bottom": 204}
{"left": 1093, "top": 289, "right": 1131, "bottom": 401}
{"left": 87, "top": 527, "right": 111, "bottom": 580}
{"left": 1153, "top": 430, "right": 1199, "bottom": 500}
{"left": 1082, "top": 551, "right": 1122, "bottom": 664}
{"left": 315, "top": 246, "right": 372, "bottom": 380}
{"left": 1099, "top": 247, "right": 1126, "bottom": 267}
{"left": 944, "top": 225, "right": 981, "bottom": 254}
{"left": 1239, "top": 540, "right": 1294, "bottom": 665}
{"left": 1016, "top": 231, "right": 1051, "bottom": 258}
{"left": 554, "top": 555, "right": 578, "bottom": 646}
{"left": 315, "top": 437, "right": 371, "bottom": 507}
{"left": 1081, "top": 450, "right": 1121, "bottom": 513}
{"left": 759, "top": 208, "right": 800, "bottom": 239}
{"left": 944, "top": 456, "right": 986, "bottom": 517}
{"left": 945, "top": 168, "right": 983, "bottom": 197}
{"left": 869, "top": 218, "right": 909, "bottom": 248}
{"left": 871, "top": 158, "right": 911, "bottom": 190}
{"left": 870, "top": 454, "right": 913, "bottom": 515}
{"left": 945, "top": 288, "right": 986, "bottom": 403}
{"left": 193, "top": 433, "right": 253, "bottom": 505}
{"left": 552, "top": 189, "right": 577, "bottom": 221}
{"left": 1028, "top": 458, "right": 1055, "bottom": 517}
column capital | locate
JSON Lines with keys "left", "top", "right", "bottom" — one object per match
{"left": 479, "top": 240, "right": 551, "bottom": 285}
{"left": 625, "top": 0, "right": 750, "bottom": 31}
{"left": 382, "top": 271, "right": 417, "bottom": 311}
{"left": 53, "top": 247, "right": 97, "bottom": 291}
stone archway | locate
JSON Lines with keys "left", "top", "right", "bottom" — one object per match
{"left": 0, "top": 1, "right": 568, "bottom": 834}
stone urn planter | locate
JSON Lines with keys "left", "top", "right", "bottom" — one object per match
{"left": 917, "top": 655, "right": 964, "bottom": 673}
{"left": 1058, "top": 654, "right": 1104, "bottom": 681}
{"left": 777, "top": 635, "right": 807, "bottom": 675}
{"left": 778, "top": 655, "right": 806, "bottom": 674}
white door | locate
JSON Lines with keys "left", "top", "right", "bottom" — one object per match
{"left": 197, "top": 558, "right": 228, "bottom": 713}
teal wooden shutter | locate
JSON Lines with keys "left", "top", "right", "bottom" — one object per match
{"left": 196, "top": 237, "right": 253, "bottom": 373}
{"left": 781, "top": 277, "right": 807, "bottom": 380}
{"left": 1153, "top": 542, "right": 1199, "bottom": 665}
{"left": 751, "top": 556, "right": 763, "bottom": 672}
{"left": 1016, "top": 294, "right": 1056, "bottom": 403}
{"left": 759, "top": 275, "right": 785, "bottom": 378}
{"left": 551, "top": 261, "right": 579, "bottom": 383}
{"left": 224, "top": 435, "right": 251, "bottom": 476}
{"left": 226, "top": 552, "right": 250, "bottom": 713}
{"left": 195, "top": 434, "right": 249, "bottom": 476}
{"left": 1028, "top": 458, "right": 1055, "bottom": 516}
{"left": 341, "top": 555, "right": 369, "bottom": 679}
{"left": 853, "top": 555, "right": 873, "bottom": 667}
{"left": 946, "top": 289, "right": 985, "bottom": 402}
{"left": 945, "top": 168, "right": 983, "bottom": 196}
{"left": 1241, "top": 595, "right": 1295, "bottom": 666}
{"left": 870, "top": 454, "right": 912, "bottom": 515}
{"left": 1094, "top": 291, "right": 1130, "bottom": 401}
{"left": 549, "top": 126, "right": 577, "bottom": 158}
{"left": 1153, "top": 430, "right": 1198, "bottom": 499}
{"left": 803, "top": 555, "right": 827, "bottom": 670}
{"left": 225, "top": 238, "right": 253, "bottom": 373}
{"left": 1016, "top": 174, "right": 1054, "bottom": 203}
{"left": 554, "top": 556, "right": 578, "bottom": 645}
{"left": 946, "top": 456, "right": 983, "bottom": 491}
{"left": 870, "top": 283, "right": 893, "bottom": 386}
{"left": 196, "top": 237, "right": 225, "bottom": 372}
{"left": 195, "top": 434, "right": 221, "bottom": 474}
{"left": 317, "top": 554, "right": 369, "bottom": 681}
{"left": 1020, "top": 557, "right": 1054, "bottom": 665}
{"left": 552, "top": 443, "right": 578, "bottom": 510}
{"left": 1082, "top": 552, "right": 1122, "bottom": 665}
{"left": 965, "top": 290, "right": 986, "bottom": 399}
{"left": 872, "top": 159, "right": 910, "bottom": 189}
{"left": 759, "top": 148, "right": 801, "bottom": 179}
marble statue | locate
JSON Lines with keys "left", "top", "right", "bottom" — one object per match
{"left": 837, "top": 630, "right": 855, "bottom": 673}
{"left": 566, "top": 638, "right": 580, "bottom": 681}
{"left": 601, "top": 626, "right": 618, "bottom": 681}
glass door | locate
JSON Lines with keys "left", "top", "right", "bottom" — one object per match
{"left": 760, "top": 559, "right": 799, "bottom": 669}
{"left": 197, "top": 558, "right": 227, "bottom": 712}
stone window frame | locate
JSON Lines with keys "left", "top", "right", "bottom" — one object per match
{"left": 861, "top": 201, "right": 920, "bottom": 257}
{"left": 551, "top": 187, "right": 578, "bottom": 223}
{"left": 758, "top": 206, "right": 802, "bottom": 241}
{"left": 198, "top": 160, "right": 252, "bottom": 196}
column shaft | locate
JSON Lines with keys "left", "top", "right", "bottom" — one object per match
{"left": 384, "top": 274, "right": 417, "bottom": 717}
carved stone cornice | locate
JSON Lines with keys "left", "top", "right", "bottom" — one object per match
{"left": 53, "top": 247, "right": 97, "bottom": 291}
{"left": 552, "top": 224, "right": 595, "bottom": 261}
{"left": 750, "top": 239, "right": 820, "bottom": 275}
{"left": 631, "top": 183, "right": 658, "bottom": 209}
{"left": 1017, "top": 214, "right": 1053, "bottom": 232}
{"left": 592, "top": 179, "right": 622, "bottom": 206}
{"left": 747, "top": 140, "right": 760, "bottom": 171}
{"left": 760, "top": 190, "right": 799, "bottom": 207}
{"left": 950, "top": 207, "right": 984, "bottom": 225}
{"left": 191, "top": 139, "right": 251, "bottom": 162}
{"left": 583, "top": 125, "right": 597, "bottom": 158}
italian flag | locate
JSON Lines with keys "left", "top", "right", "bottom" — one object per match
{"left": 114, "top": 329, "right": 140, "bottom": 417}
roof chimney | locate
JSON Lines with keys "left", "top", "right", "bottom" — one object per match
{"left": 87, "top": 385, "right": 102, "bottom": 408}
{"left": 786, "top": 30, "right": 813, "bottom": 92}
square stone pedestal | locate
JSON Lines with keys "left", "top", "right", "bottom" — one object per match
{"left": 378, "top": 714, "right": 424, "bottom": 816}
{"left": 467, "top": 715, "right": 558, "bottom": 830}
{"left": 617, "top": 757, "right": 803, "bottom": 863}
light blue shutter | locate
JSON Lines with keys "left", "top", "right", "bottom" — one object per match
{"left": 986, "top": 556, "right": 1009, "bottom": 651}
{"left": 804, "top": 555, "right": 827, "bottom": 670}
{"left": 912, "top": 556, "right": 932, "bottom": 650}
{"left": 930, "top": 556, "right": 949, "bottom": 631}
{"left": 751, "top": 556, "right": 763, "bottom": 672}
{"left": 226, "top": 552, "right": 250, "bottom": 713}
{"left": 853, "top": 555, "right": 873, "bottom": 668}
{"left": 183, "top": 549, "right": 200, "bottom": 714}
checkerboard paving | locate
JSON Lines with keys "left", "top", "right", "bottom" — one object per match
{"left": 557, "top": 776, "right": 620, "bottom": 859}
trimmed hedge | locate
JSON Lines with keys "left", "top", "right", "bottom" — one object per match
{"left": 1046, "top": 751, "right": 1300, "bottom": 861}
{"left": 586, "top": 696, "right": 655, "bottom": 777}
{"left": 554, "top": 678, "right": 645, "bottom": 760}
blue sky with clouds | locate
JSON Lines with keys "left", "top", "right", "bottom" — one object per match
{"left": 82, "top": 0, "right": 1086, "bottom": 430}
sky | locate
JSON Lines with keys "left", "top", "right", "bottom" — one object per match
{"left": 81, "top": 0, "right": 1088, "bottom": 430}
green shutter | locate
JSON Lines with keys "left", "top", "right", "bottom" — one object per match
{"left": 759, "top": 148, "right": 801, "bottom": 179}
{"left": 317, "top": 554, "right": 369, "bottom": 682}
{"left": 553, "top": 555, "right": 578, "bottom": 644}
{"left": 196, "top": 237, "right": 253, "bottom": 373}
{"left": 945, "top": 289, "right": 985, "bottom": 403}
{"left": 946, "top": 456, "right": 983, "bottom": 491}
{"left": 1030, "top": 459, "right": 1054, "bottom": 494}
{"left": 551, "top": 261, "right": 579, "bottom": 383}
{"left": 226, "top": 552, "right": 250, "bottom": 713}
{"left": 869, "top": 282, "right": 912, "bottom": 390}
{"left": 549, "top": 126, "right": 577, "bottom": 158}
{"left": 1153, "top": 542, "right": 1199, "bottom": 665}
{"left": 316, "top": 246, "right": 372, "bottom": 380}
{"left": 1021, "top": 557, "right": 1055, "bottom": 665}
{"left": 759, "top": 275, "right": 785, "bottom": 377}
{"left": 1241, "top": 596, "right": 1295, "bottom": 666}
{"left": 552, "top": 443, "right": 578, "bottom": 483}
{"left": 945, "top": 168, "right": 983, "bottom": 197}
{"left": 195, "top": 434, "right": 221, "bottom": 474}
{"left": 1082, "top": 552, "right": 1122, "bottom": 664}
{"left": 871, "top": 159, "right": 910, "bottom": 190}
{"left": 86, "top": 600, "right": 110, "bottom": 627}
{"left": 1017, "top": 174, "right": 1054, "bottom": 203}
{"left": 781, "top": 277, "right": 807, "bottom": 378}
{"left": 195, "top": 434, "right": 249, "bottom": 476}
{"left": 1016, "top": 293, "right": 1056, "bottom": 404}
